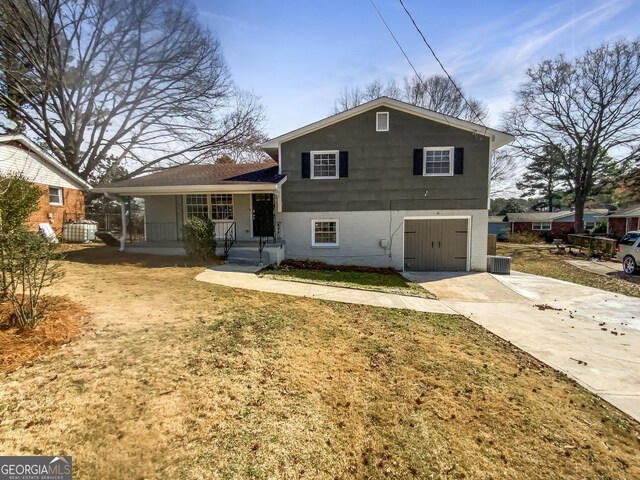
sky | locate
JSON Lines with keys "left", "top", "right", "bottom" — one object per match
{"left": 195, "top": 0, "right": 640, "bottom": 138}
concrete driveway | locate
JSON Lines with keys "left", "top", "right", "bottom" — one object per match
{"left": 404, "top": 270, "right": 640, "bottom": 421}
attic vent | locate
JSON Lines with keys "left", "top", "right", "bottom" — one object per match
{"left": 376, "top": 112, "right": 389, "bottom": 132}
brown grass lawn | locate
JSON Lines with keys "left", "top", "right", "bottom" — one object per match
{"left": 498, "top": 242, "right": 640, "bottom": 298}
{"left": 0, "top": 246, "right": 638, "bottom": 479}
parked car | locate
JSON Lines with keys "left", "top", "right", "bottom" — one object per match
{"left": 617, "top": 231, "right": 640, "bottom": 274}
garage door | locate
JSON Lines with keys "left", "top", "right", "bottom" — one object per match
{"left": 404, "top": 219, "right": 468, "bottom": 271}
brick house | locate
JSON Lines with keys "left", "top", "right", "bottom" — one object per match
{"left": 506, "top": 209, "right": 608, "bottom": 239}
{"left": 0, "top": 134, "right": 91, "bottom": 236}
{"left": 604, "top": 206, "right": 640, "bottom": 238}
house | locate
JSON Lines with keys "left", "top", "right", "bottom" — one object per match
{"left": 94, "top": 97, "right": 514, "bottom": 271}
{"left": 0, "top": 134, "right": 91, "bottom": 235}
{"left": 603, "top": 205, "right": 640, "bottom": 238}
{"left": 506, "top": 209, "right": 608, "bottom": 238}
{"left": 488, "top": 215, "right": 509, "bottom": 240}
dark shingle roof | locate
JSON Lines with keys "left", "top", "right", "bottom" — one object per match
{"left": 100, "top": 161, "right": 284, "bottom": 188}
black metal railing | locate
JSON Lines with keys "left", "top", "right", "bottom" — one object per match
{"left": 223, "top": 221, "right": 236, "bottom": 258}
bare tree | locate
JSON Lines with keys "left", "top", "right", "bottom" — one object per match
{"left": 403, "top": 75, "right": 487, "bottom": 122}
{"left": 0, "top": 0, "right": 265, "bottom": 181}
{"left": 333, "top": 74, "right": 488, "bottom": 122}
{"left": 490, "top": 149, "right": 518, "bottom": 196}
{"left": 332, "top": 79, "right": 401, "bottom": 114}
{"left": 504, "top": 39, "right": 640, "bottom": 232}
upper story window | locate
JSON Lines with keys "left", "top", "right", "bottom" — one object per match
{"left": 185, "top": 194, "right": 233, "bottom": 220}
{"left": 376, "top": 112, "right": 389, "bottom": 131}
{"left": 49, "top": 186, "right": 63, "bottom": 205}
{"left": 311, "top": 150, "right": 339, "bottom": 179}
{"left": 423, "top": 147, "right": 454, "bottom": 176}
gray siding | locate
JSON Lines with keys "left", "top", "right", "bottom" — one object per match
{"left": 280, "top": 106, "right": 490, "bottom": 212}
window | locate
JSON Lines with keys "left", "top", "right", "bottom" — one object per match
{"left": 49, "top": 187, "right": 63, "bottom": 205}
{"left": 311, "top": 150, "right": 339, "bottom": 179}
{"left": 423, "top": 147, "right": 454, "bottom": 176}
{"left": 185, "top": 194, "right": 209, "bottom": 219}
{"left": 532, "top": 222, "right": 551, "bottom": 231}
{"left": 620, "top": 232, "right": 640, "bottom": 246}
{"left": 585, "top": 221, "right": 596, "bottom": 231}
{"left": 376, "top": 112, "right": 389, "bottom": 131}
{"left": 185, "top": 194, "right": 234, "bottom": 220}
{"left": 211, "top": 194, "right": 233, "bottom": 220}
{"left": 312, "top": 219, "right": 338, "bottom": 247}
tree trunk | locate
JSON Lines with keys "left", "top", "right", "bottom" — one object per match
{"left": 573, "top": 193, "right": 586, "bottom": 234}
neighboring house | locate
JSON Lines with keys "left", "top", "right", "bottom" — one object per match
{"left": 506, "top": 209, "right": 608, "bottom": 238}
{"left": 488, "top": 215, "right": 509, "bottom": 240}
{"left": 95, "top": 97, "right": 513, "bottom": 271}
{"left": 603, "top": 205, "right": 640, "bottom": 238}
{"left": 0, "top": 134, "right": 91, "bottom": 235}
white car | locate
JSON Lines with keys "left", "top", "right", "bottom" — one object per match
{"left": 618, "top": 231, "right": 640, "bottom": 274}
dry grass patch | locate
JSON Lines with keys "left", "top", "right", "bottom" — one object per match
{"left": 0, "top": 297, "right": 87, "bottom": 373}
{"left": 498, "top": 242, "right": 640, "bottom": 297}
{"left": 0, "top": 246, "right": 638, "bottom": 479}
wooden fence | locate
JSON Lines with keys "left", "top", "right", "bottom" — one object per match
{"left": 567, "top": 234, "right": 617, "bottom": 258}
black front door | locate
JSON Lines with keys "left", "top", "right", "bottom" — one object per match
{"left": 252, "top": 194, "right": 275, "bottom": 237}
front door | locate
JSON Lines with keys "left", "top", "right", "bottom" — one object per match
{"left": 252, "top": 194, "right": 275, "bottom": 237}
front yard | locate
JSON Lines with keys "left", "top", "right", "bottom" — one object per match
{"left": 498, "top": 242, "right": 640, "bottom": 298}
{"left": 0, "top": 246, "right": 638, "bottom": 479}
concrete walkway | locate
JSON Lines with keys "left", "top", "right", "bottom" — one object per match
{"left": 195, "top": 264, "right": 454, "bottom": 314}
{"left": 566, "top": 259, "right": 622, "bottom": 276}
{"left": 407, "top": 270, "right": 640, "bottom": 421}
{"left": 196, "top": 264, "right": 640, "bottom": 421}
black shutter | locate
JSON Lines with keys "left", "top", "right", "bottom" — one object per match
{"left": 413, "top": 149, "right": 423, "bottom": 175}
{"left": 454, "top": 147, "right": 464, "bottom": 175}
{"left": 301, "top": 152, "right": 310, "bottom": 178}
{"left": 339, "top": 151, "right": 348, "bottom": 178}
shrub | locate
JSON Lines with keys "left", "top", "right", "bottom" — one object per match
{"left": 590, "top": 222, "right": 607, "bottom": 235}
{"left": 0, "top": 230, "right": 63, "bottom": 328}
{"left": 508, "top": 231, "right": 544, "bottom": 244}
{"left": 182, "top": 217, "right": 217, "bottom": 260}
{"left": 0, "top": 173, "right": 42, "bottom": 234}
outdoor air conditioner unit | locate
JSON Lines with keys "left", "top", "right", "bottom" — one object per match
{"left": 487, "top": 255, "right": 511, "bottom": 275}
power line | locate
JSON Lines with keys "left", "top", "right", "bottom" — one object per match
{"left": 369, "top": 0, "right": 424, "bottom": 88}
{"left": 397, "top": 0, "right": 487, "bottom": 129}
{"left": 369, "top": 0, "right": 451, "bottom": 127}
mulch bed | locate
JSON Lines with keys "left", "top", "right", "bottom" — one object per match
{"left": 272, "top": 258, "right": 400, "bottom": 275}
{"left": 0, "top": 296, "right": 88, "bottom": 373}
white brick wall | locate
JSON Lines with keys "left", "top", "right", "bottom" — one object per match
{"left": 281, "top": 209, "right": 488, "bottom": 271}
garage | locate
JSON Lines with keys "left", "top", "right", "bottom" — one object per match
{"left": 404, "top": 218, "right": 468, "bottom": 271}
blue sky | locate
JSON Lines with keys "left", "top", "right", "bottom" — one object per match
{"left": 196, "top": 0, "right": 640, "bottom": 137}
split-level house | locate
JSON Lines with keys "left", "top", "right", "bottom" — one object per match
{"left": 95, "top": 97, "right": 513, "bottom": 271}
{"left": 0, "top": 134, "right": 91, "bottom": 235}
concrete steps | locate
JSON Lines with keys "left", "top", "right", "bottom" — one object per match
{"left": 226, "top": 247, "right": 271, "bottom": 266}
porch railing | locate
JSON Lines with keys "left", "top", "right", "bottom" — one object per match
{"left": 223, "top": 222, "right": 236, "bottom": 258}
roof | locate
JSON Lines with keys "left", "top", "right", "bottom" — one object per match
{"left": 507, "top": 209, "right": 609, "bottom": 223}
{"left": 93, "top": 161, "right": 286, "bottom": 195}
{"left": 261, "top": 97, "right": 515, "bottom": 153}
{"left": 489, "top": 215, "right": 508, "bottom": 223}
{"left": 606, "top": 205, "right": 640, "bottom": 218}
{"left": 0, "top": 134, "right": 92, "bottom": 189}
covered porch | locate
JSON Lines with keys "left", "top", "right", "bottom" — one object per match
{"left": 92, "top": 162, "right": 287, "bottom": 264}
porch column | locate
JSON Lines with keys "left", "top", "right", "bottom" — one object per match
{"left": 119, "top": 198, "right": 127, "bottom": 252}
